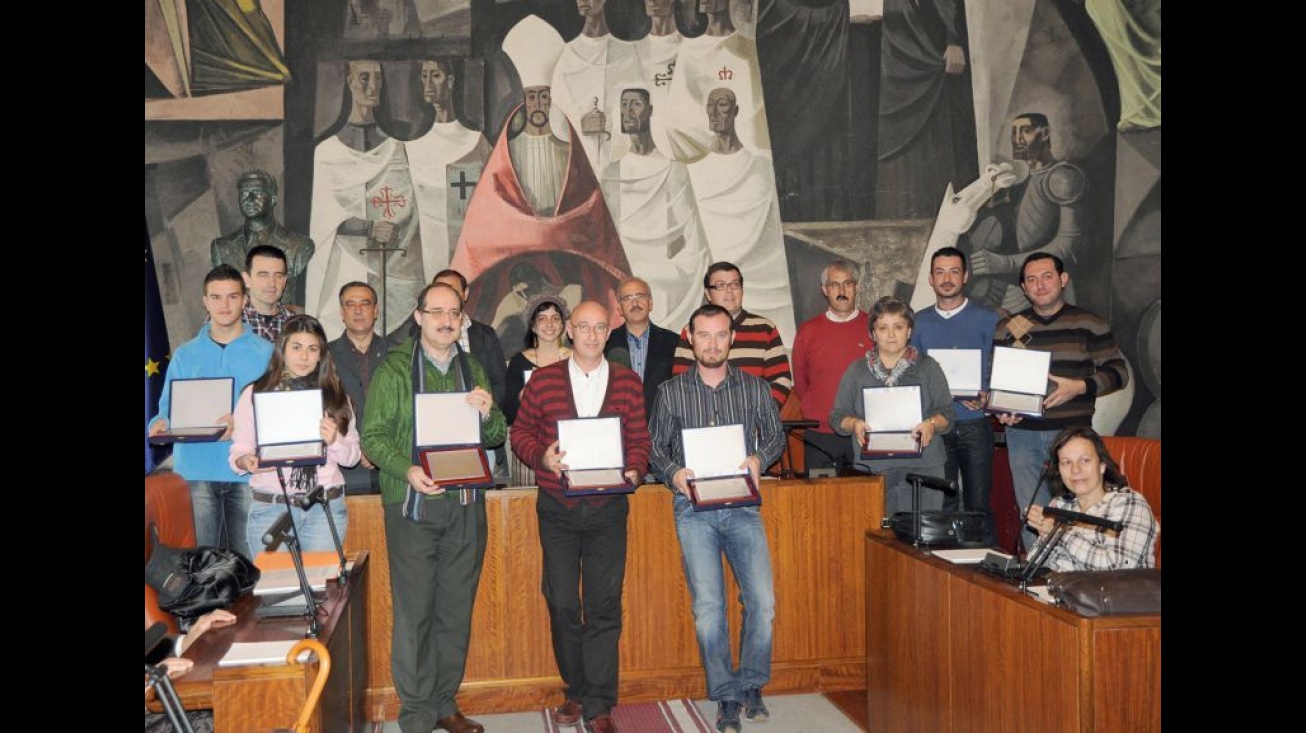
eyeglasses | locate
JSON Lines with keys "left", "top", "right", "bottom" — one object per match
{"left": 823, "top": 279, "right": 857, "bottom": 289}
{"left": 708, "top": 280, "right": 743, "bottom": 292}
{"left": 420, "top": 308, "right": 462, "bottom": 320}
{"left": 619, "top": 292, "right": 651, "bottom": 303}
{"left": 572, "top": 323, "right": 610, "bottom": 335}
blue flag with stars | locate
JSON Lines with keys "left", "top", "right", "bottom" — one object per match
{"left": 145, "top": 221, "right": 171, "bottom": 473}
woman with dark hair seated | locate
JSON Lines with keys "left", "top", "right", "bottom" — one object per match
{"left": 1026, "top": 427, "right": 1159, "bottom": 571}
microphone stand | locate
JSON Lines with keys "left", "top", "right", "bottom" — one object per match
{"left": 257, "top": 468, "right": 322, "bottom": 636}
{"left": 300, "top": 486, "right": 349, "bottom": 584}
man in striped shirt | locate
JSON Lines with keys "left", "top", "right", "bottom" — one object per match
{"left": 650, "top": 303, "right": 786, "bottom": 733}
{"left": 993, "top": 253, "right": 1128, "bottom": 542}
{"left": 672, "top": 261, "right": 792, "bottom": 409}
{"left": 511, "top": 300, "right": 650, "bottom": 733}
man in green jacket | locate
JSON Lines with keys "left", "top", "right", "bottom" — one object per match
{"left": 363, "top": 282, "right": 506, "bottom": 733}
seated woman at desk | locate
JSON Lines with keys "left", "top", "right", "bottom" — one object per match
{"left": 831, "top": 296, "right": 955, "bottom": 515}
{"left": 1026, "top": 427, "right": 1159, "bottom": 571}
{"left": 145, "top": 609, "right": 236, "bottom": 732}
{"left": 230, "top": 315, "right": 360, "bottom": 555}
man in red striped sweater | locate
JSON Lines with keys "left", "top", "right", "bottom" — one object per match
{"left": 672, "top": 261, "right": 793, "bottom": 408}
{"left": 510, "top": 300, "right": 651, "bottom": 733}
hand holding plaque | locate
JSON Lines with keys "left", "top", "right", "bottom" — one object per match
{"left": 253, "top": 389, "right": 326, "bottom": 467}
{"left": 986, "top": 347, "right": 1051, "bottom": 417}
{"left": 414, "top": 392, "right": 493, "bottom": 490}
{"left": 682, "top": 424, "right": 761, "bottom": 510}
{"left": 558, "top": 417, "right": 634, "bottom": 496}
{"left": 151, "top": 377, "right": 234, "bottom": 443}
{"left": 861, "top": 386, "right": 923, "bottom": 459}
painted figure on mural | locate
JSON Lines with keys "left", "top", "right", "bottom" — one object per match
{"left": 451, "top": 14, "right": 630, "bottom": 349}
{"left": 407, "top": 59, "right": 492, "bottom": 286}
{"left": 550, "top": 0, "right": 644, "bottom": 172}
{"left": 601, "top": 85, "right": 712, "bottom": 334}
{"left": 342, "top": 0, "right": 421, "bottom": 40}
{"left": 685, "top": 87, "right": 795, "bottom": 345}
{"left": 963, "top": 113, "right": 1088, "bottom": 315}
{"left": 307, "top": 60, "right": 427, "bottom": 341}
{"left": 210, "top": 170, "right": 315, "bottom": 308}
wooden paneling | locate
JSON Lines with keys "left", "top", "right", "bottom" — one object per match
{"left": 344, "top": 475, "right": 884, "bottom": 717}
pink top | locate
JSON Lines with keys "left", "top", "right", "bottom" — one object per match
{"left": 228, "top": 385, "right": 361, "bottom": 494}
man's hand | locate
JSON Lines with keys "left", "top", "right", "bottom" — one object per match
{"left": 360, "top": 452, "right": 375, "bottom": 470}
{"left": 995, "top": 412, "right": 1023, "bottom": 427}
{"left": 740, "top": 454, "right": 762, "bottom": 488}
{"left": 466, "top": 387, "right": 494, "bottom": 420}
{"left": 216, "top": 413, "right": 235, "bottom": 442}
{"left": 149, "top": 419, "right": 168, "bottom": 437}
{"left": 1043, "top": 375, "right": 1087, "bottom": 410}
{"left": 407, "top": 465, "right": 446, "bottom": 495}
{"left": 623, "top": 469, "right": 642, "bottom": 486}
{"left": 542, "top": 440, "right": 567, "bottom": 475}
{"left": 671, "top": 468, "right": 695, "bottom": 497}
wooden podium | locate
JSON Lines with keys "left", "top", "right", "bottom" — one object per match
{"left": 865, "top": 533, "right": 1161, "bottom": 733}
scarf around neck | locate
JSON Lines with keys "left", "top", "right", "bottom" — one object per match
{"left": 865, "top": 346, "right": 919, "bottom": 387}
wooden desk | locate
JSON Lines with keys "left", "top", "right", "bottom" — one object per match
{"left": 865, "top": 533, "right": 1161, "bottom": 733}
{"left": 344, "top": 476, "right": 884, "bottom": 718}
{"left": 167, "top": 551, "right": 370, "bottom": 733}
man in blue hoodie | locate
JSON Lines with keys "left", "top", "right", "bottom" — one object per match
{"left": 149, "top": 265, "right": 273, "bottom": 559}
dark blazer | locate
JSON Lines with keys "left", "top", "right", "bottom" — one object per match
{"left": 386, "top": 317, "right": 507, "bottom": 408}
{"left": 606, "top": 322, "right": 679, "bottom": 421}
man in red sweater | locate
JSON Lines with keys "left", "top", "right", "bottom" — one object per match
{"left": 510, "top": 300, "right": 651, "bottom": 733}
{"left": 791, "top": 259, "right": 872, "bottom": 474}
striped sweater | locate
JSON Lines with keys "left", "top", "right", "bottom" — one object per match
{"left": 672, "top": 309, "right": 793, "bottom": 407}
{"left": 510, "top": 358, "right": 651, "bottom": 507}
{"left": 993, "top": 304, "right": 1128, "bottom": 431}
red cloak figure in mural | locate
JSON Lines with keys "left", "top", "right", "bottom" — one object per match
{"left": 451, "top": 104, "right": 630, "bottom": 346}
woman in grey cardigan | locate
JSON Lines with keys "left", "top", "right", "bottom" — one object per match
{"left": 830, "top": 296, "right": 956, "bottom": 515}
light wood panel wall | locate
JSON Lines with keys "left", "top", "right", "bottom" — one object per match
{"left": 344, "top": 475, "right": 884, "bottom": 718}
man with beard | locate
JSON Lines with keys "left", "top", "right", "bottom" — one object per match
{"left": 451, "top": 15, "right": 630, "bottom": 338}
{"left": 407, "top": 59, "right": 492, "bottom": 283}
{"left": 791, "top": 259, "right": 871, "bottom": 474}
{"left": 601, "top": 86, "right": 711, "bottom": 332}
{"left": 910, "top": 247, "right": 1001, "bottom": 544}
{"left": 649, "top": 303, "right": 785, "bottom": 733}
{"left": 211, "top": 170, "right": 315, "bottom": 308}
{"left": 964, "top": 113, "right": 1089, "bottom": 315}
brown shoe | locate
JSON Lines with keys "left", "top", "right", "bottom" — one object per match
{"left": 435, "top": 711, "right": 485, "bottom": 733}
{"left": 585, "top": 714, "right": 618, "bottom": 733}
{"left": 552, "top": 699, "right": 583, "bottom": 727}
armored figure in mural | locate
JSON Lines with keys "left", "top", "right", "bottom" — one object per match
{"left": 211, "top": 170, "right": 315, "bottom": 308}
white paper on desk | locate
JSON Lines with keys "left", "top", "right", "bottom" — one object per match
{"left": 990, "top": 347, "right": 1051, "bottom": 395}
{"left": 171, "top": 378, "right": 233, "bottom": 428}
{"left": 683, "top": 424, "right": 747, "bottom": 478}
{"left": 252, "top": 565, "right": 339, "bottom": 596}
{"left": 218, "top": 640, "right": 312, "bottom": 667}
{"left": 558, "top": 417, "right": 623, "bottom": 470}
{"left": 254, "top": 389, "right": 323, "bottom": 445}
{"left": 928, "top": 349, "right": 982, "bottom": 396}
{"left": 862, "top": 386, "right": 923, "bottom": 432}
{"left": 414, "top": 392, "right": 479, "bottom": 446}
{"left": 930, "top": 548, "right": 991, "bottom": 565}
{"left": 1025, "top": 585, "right": 1056, "bottom": 605}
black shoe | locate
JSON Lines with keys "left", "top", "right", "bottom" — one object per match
{"left": 741, "top": 689, "right": 769, "bottom": 723}
{"left": 716, "top": 701, "right": 742, "bottom": 733}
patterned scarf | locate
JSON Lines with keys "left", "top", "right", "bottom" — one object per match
{"left": 865, "top": 346, "right": 919, "bottom": 387}
{"left": 276, "top": 372, "right": 318, "bottom": 495}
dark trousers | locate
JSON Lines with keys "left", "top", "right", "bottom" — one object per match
{"left": 384, "top": 499, "right": 487, "bottom": 733}
{"left": 536, "top": 490, "right": 629, "bottom": 719}
{"left": 803, "top": 429, "right": 857, "bottom": 472}
{"left": 940, "top": 417, "right": 996, "bottom": 544}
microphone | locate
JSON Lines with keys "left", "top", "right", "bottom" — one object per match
{"left": 905, "top": 473, "right": 957, "bottom": 493}
{"left": 262, "top": 510, "right": 296, "bottom": 551}
{"left": 1043, "top": 505, "right": 1124, "bottom": 532}
{"left": 296, "top": 486, "right": 326, "bottom": 510}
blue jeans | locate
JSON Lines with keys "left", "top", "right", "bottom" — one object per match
{"left": 941, "top": 418, "right": 996, "bottom": 544}
{"left": 189, "top": 480, "right": 252, "bottom": 560}
{"left": 1005, "top": 428, "right": 1057, "bottom": 545}
{"left": 246, "top": 493, "right": 349, "bottom": 556}
{"left": 672, "top": 493, "right": 775, "bottom": 702}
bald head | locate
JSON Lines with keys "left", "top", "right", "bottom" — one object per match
{"left": 568, "top": 300, "right": 611, "bottom": 368}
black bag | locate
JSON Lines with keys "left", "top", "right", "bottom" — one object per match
{"left": 145, "top": 525, "right": 260, "bottom": 621}
{"left": 889, "top": 511, "right": 988, "bottom": 547}
{"left": 1046, "top": 568, "right": 1162, "bottom": 617}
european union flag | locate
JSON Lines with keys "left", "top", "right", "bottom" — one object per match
{"left": 145, "top": 221, "right": 171, "bottom": 473}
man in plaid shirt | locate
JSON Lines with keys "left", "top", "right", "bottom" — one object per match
{"left": 241, "top": 244, "right": 300, "bottom": 343}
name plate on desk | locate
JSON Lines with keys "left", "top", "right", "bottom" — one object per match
{"left": 254, "top": 389, "right": 326, "bottom": 467}
{"left": 415, "top": 392, "right": 493, "bottom": 490}
{"left": 559, "top": 417, "right": 634, "bottom": 495}
{"left": 986, "top": 347, "right": 1050, "bottom": 417}
{"left": 153, "top": 377, "right": 233, "bottom": 443}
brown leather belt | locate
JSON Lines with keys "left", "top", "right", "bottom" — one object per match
{"left": 251, "top": 486, "right": 345, "bottom": 504}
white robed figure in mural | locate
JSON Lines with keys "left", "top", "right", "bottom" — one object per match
{"left": 307, "top": 60, "right": 425, "bottom": 340}
{"left": 406, "top": 59, "right": 491, "bottom": 283}
{"left": 686, "top": 86, "right": 795, "bottom": 344}
{"left": 601, "top": 84, "right": 712, "bottom": 333}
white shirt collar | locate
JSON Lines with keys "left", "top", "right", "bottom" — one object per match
{"left": 568, "top": 356, "right": 609, "bottom": 418}
{"left": 824, "top": 308, "right": 862, "bottom": 323}
{"left": 935, "top": 298, "right": 970, "bottom": 319}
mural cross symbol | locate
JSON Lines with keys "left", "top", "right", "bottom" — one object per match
{"left": 654, "top": 61, "right": 675, "bottom": 87}
{"left": 450, "top": 171, "right": 478, "bottom": 200}
{"left": 370, "top": 186, "right": 407, "bottom": 219}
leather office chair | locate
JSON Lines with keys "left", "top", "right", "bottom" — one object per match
{"left": 1101, "top": 436, "right": 1162, "bottom": 567}
{"left": 145, "top": 471, "right": 197, "bottom": 633}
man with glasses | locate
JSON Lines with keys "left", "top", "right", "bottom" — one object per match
{"left": 605, "top": 276, "right": 680, "bottom": 423}
{"left": 512, "top": 300, "right": 650, "bottom": 733}
{"left": 791, "top": 260, "right": 871, "bottom": 474}
{"left": 329, "top": 281, "right": 387, "bottom": 493}
{"left": 362, "top": 282, "right": 506, "bottom": 733}
{"left": 672, "top": 262, "right": 792, "bottom": 409}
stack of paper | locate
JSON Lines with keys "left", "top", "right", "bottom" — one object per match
{"left": 218, "top": 640, "right": 312, "bottom": 667}
{"left": 930, "top": 548, "right": 992, "bottom": 565}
